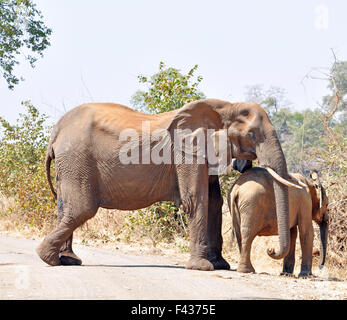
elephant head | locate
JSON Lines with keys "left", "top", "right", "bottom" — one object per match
{"left": 309, "top": 170, "right": 329, "bottom": 267}
{"left": 168, "top": 99, "right": 297, "bottom": 260}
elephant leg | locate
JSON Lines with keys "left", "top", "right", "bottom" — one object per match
{"left": 36, "top": 181, "right": 98, "bottom": 266}
{"left": 59, "top": 233, "right": 82, "bottom": 266}
{"left": 207, "top": 176, "right": 230, "bottom": 270}
{"left": 298, "top": 219, "right": 314, "bottom": 278}
{"left": 56, "top": 197, "right": 82, "bottom": 265}
{"left": 37, "top": 217, "right": 78, "bottom": 266}
{"left": 281, "top": 226, "right": 298, "bottom": 276}
{"left": 237, "top": 226, "right": 256, "bottom": 273}
{"left": 177, "top": 164, "right": 213, "bottom": 271}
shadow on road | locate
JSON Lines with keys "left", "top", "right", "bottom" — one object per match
{"left": 77, "top": 264, "right": 186, "bottom": 269}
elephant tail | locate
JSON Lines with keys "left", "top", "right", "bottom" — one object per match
{"left": 46, "top": 147, "right": 57, "bottom": 200}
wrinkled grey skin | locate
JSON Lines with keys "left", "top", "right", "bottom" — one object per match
{"left": 37, "top": 98, "right": 291, "bottom": 271}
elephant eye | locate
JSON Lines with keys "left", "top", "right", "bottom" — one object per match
{"left": 248, "top": 131, "right": 255, "bottom": 140}
{"left": 241, "top": 110, "right": 249, "bottom": 117}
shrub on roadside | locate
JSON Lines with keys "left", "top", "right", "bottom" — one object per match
{"left": 122, "top": 202, "right": 188, "bottom": 247}
{"left": 0, "top": 101, "right": 56, "bottom": 230}
{"left": 309, "top": 133, "right": 347, "bottom": 269}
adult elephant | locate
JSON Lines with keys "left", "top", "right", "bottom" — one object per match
{"left": 228, "top": 167, "right": 329, "bottom": 277}
{"left": 37, "top": 98, "right": 298, "bottom": 271}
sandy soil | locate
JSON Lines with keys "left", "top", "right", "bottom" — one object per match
{"left": 0, "top": 235, "right": 345, "bottom": 300}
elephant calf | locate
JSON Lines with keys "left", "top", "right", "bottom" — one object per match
{"left": 228, "top": 167, "right": 329, "bottom": 277}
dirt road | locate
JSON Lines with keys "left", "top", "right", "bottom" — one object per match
{"left": 0, "top": 236, "right": 345, "bottom": 300}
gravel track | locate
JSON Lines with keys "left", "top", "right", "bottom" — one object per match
{"left": 0, "top": 236, "right": 345, "bottom": 300}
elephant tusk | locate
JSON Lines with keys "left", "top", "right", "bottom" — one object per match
{"left": 288, "top": 174, "right": 308, "bottom": 188}
{"left": 265, "top": 167, "right": 303, "bottom": 189}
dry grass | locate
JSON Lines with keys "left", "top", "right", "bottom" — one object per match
{"left": 75, "top": 208, "right": 128, "bottom": 245}
{"left": 0, "top": 191, "right": 55, "bottom": 238}
{"left": 321, "top": 172, "right": 347, "bottom": 270}
{"left": 0, "top": 192, "right": 15, "bottom": 212}
{"left": 0, "top": 201, "right": 128, "bottom": 244}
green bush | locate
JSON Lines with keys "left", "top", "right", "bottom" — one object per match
{"left": 0, "top": 101, "right": 56, "bottom": 229}
{"left": 123, "top": 202, "right": 188, "bottom": 247}
{"left": 131, "top": 62, "right": 205, "bottom": 113}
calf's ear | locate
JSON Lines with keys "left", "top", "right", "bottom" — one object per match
{"left": 232, "top": 159, "right": 253, "bottom": 173}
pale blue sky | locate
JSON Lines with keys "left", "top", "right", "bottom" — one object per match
{"left": 1, "top": 0, "right": 346, "bottom": 124}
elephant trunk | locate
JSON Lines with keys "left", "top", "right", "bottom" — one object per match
{"left": 256, "top": 129, "right": 290, "bottom": 260}
{"left": 319, "top": 219, "right": 328, "bottom": 267}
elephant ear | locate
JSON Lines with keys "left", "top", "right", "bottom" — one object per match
{"left": 167, "top": 100, "right": 223, "bottom": 132}
{"left": 167, "top": 100, "right": 230, "bottom": 173}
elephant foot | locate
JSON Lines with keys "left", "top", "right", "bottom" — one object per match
{"left": 280, "top": 272, "right": 295, "bottom": 277}
{"left": 281, "top": 264, "right": 294, "bottom": 275}
{"left": 59, "top": 250, "right": 82, "bottom": 266}
{"left": 208, "top": 255, "right": 230, "bottom": 270}
{"left": 237, "top": 263, "right": 255, "bottom": 273}
{"left": 298, "top": 270, "right": 313, "bottom": 278}
{"left": 36, "top": 242, "right": 61, "bottom": 266}
{"left": 186, "top": 257, "right": 214, "bottom": 271}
